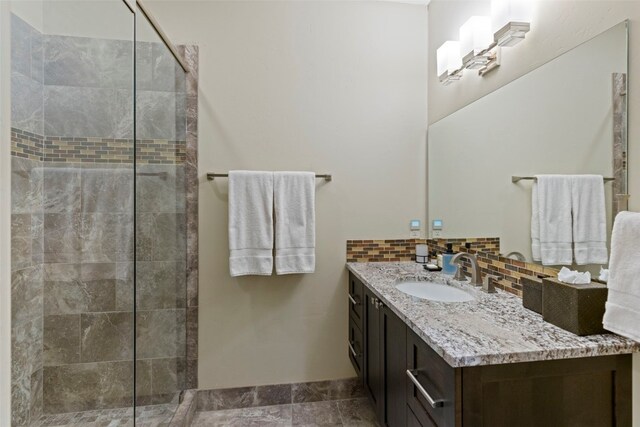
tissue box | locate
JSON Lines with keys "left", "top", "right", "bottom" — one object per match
{"left": 542, "top": 277, "right": 608, "bottom": 336}
{"left": 522, "top": 276, "right": 543, "bottom": 314}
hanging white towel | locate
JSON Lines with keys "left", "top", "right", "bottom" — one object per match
{"left": 274, "top": 172, "right": 316, "bottom": 275}
{"left": 571, "top": 175, "right": 608, "bottom": 265}
{"left": 531, "top": 175, "right": 573, "bottom": 265}
{"left": 228, "top": 171, "right": 274, "bottom": 277}
{"left": 603, "top": 211, "right": 640, "bottom": 342}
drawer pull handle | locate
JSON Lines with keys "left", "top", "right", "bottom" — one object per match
{"left": 348, "top": 341, "right": 361, "bottom": 358}
{"left": 348, "top": 294, "right": 361, "bottom": 306}
{"left": 406, "top": 369, "right": 445, "bottom": 409}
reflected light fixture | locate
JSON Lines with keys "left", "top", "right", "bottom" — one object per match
{"left": 491, "top": 0, "right": 532, "bottom": 47}
{"left": 437, "top": 41, "right": 463, "bottom": 85}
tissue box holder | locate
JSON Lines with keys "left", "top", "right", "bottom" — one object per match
{"left": 522, "top": 276, "right": 543, "bottom": 314}
{"left": 542, "top": 277, "right": 608, "bottom": 336}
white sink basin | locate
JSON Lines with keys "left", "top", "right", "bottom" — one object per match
{"left": 396, "top": 281, "right": 474, "bottom": 303}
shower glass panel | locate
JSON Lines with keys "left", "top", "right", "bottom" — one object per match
{"left": 134, "top": 8, "right": 188, "bottom": 416}
{"left": 9, "top": 1, "right": 187, "bottom": 425}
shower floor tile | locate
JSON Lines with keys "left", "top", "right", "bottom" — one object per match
{"left": 32, "top": 402, "right": 178, "bottom": 427}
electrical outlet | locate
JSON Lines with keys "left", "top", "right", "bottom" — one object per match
{"left": 433, "top": 230, "right": 442, "bottom": 238}
{"left": 410, "top": 231, "right": 420, "bottom": 238}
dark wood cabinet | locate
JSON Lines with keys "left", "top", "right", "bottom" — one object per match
{"left": 364, "top": 285, "right": 384, "bottom": 418}
{"left": 349, "top": 273, "right": 633, "bottom": 427}
{"left": 382, "top": 305, "right": 407, "bottom": 427}
{"left": 360, "top": 275, "right": 408, "bottom": 427}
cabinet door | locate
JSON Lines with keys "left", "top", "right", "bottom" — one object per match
{"left": 348, "top": 273, "right": 364, "bottom": 330}
{"left": 364, "top": 287, "right": 383, "bottom": 417}
{"left": 348, "top": 316, "right": 364, "bottom": 380}
{"left": 382, "top": 306, "right": 407, "bottom": 427}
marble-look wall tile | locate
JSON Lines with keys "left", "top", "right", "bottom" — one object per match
{"left": 137, "top": 41, "right": 182, "bottom": 93}
{"left": 11, "top": 214, "right": 32, "bottom": 270}
{"left": 80, "top": 213, "right": 133, "bottom": 263}
{"left": 80, "top": 312, "right": 133, "bottom": 362}
{"left": 12, "top": 71, "right": 43, "bottom": 136}
{"left": 136, "top": 309, "right": 186, "bottom": 359}
{"left": 136, "top": 165, "right": 185, "bottom": 213}
{"left": 11, "top": 157, "right": 42, "bottom": 214}
{"left": 43, "top": 213, "right": 81, "bottom": 263}
{"left": 137, "top": 90, "right": 177, "bottom": 140}
{"left": 42, "top": 168, "right": 81, "bottom": 213}
{"left": 115, "top": 262, "right": 134, "bottom": 311}
{"left": 44, "top": 86, "right": 133, "bottom": 139}
{"left": 136, "top": 212, "right": 186, "bottom": 262}
{"left": 11, "top": 13, "right": 32, "bottom": 77}
{"left": 11, "top": 265, "right": 43, "bottom": 326}
{"left": 44, "top": 35, "right": 133, "bottom": 90}
{"left": 30, "top": 368, "right": 44, "bottom": 421}
{"left": 136, "top": 261, "right": 186, "bottom": 310}
{"left": 11, "top": 14, "right": 43, "bottom": 82}
{"left": 43, "top": 314, "right": 80, "bottom": 365}
{"left": 150, "top": 357, "right": 186, "bottom": 397}
{"left": 11, "top": 315, "right": 43, "bottom": 425}
{"left": 43, "top": 263, "right": 116, "bottom": 315}
{"left": 43, "top": 361, "right": 134, "bottom": 413}
{"left": 82, "top": 168, "right": 133, "bottom": 213}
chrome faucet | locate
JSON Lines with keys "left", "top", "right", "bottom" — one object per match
{"left": 450, "top": 252, "right": 483, "bottom": 286}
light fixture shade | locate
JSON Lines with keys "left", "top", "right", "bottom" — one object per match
{"left": 491, "top": 0, "right": 532, "bottom": 31}
{"left": 459, "top": 16, "right": 493, "bottom": 58}
{"left": 437, "top": 41, "right": 462, "bottom": 78}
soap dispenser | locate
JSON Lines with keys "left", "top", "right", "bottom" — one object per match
{"left": 442, "top": 243, "right": 457, "bottom": 275}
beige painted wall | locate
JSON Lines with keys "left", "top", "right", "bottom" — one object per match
{"left": 428, "top": 1, "right": 640, "bottom": 424}
{"left": 146, "top": 0, "right": 428, "bottom": 388}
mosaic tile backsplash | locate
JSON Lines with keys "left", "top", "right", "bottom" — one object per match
{"left": 346, "top": 238, "right": 558, "bottom": 297}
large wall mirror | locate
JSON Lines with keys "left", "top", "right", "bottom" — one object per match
{"left": 428, "top": 21, "right": 628, "bottom": 271}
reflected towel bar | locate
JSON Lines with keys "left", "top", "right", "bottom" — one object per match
{"left": 512, "top": 176, "right": 615, "bottom": 183}
{"left": 207, "top": 172, "right": 332, "bottom": 182}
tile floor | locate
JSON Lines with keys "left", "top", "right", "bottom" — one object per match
{"left": 32, "top": 402, "right": 178, "bottom": 427}
{"left": 191, "top": 397, "right": 378, "bottom": 426}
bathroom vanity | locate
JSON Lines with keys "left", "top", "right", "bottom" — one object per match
{"left": 346, "top": 262, "right": 640, "bottom": 427}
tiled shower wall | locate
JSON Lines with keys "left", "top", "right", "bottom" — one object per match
{"left": 11, "top": 13, "right": 190, "bottom": 422}
{"left": 10, "top": 14, "right": 45, "bottom": 426}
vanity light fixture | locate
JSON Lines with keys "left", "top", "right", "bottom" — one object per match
{"left": 491, "top": 0, "right": 532, "bottom": 47}
{"left": 438, "top": 0, "right": 532, "bottom": 84}
{"left": 437, "top": 41, "right": 463, "bottom": 85}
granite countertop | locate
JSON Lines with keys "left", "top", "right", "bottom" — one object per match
{"left": 347, "top": 262, "right": 640, "bottom": 368}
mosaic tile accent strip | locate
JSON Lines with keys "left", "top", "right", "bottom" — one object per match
{"left": 43, "top": 136, "right": 186, "bottom": 164}
{"left": 346, "top": 237, "right": 557, "bottom": 297}
{"left": 346, "top": 237, "right": 499, "bottom": 263}
{"left": 11, "top": 128, "right": 44, "bottom": 161}
{"left": 346, "top": 239, "right": 427, "bottom": 263}
{"left": 11, "top": 128, "right": 186, "bottom": 165}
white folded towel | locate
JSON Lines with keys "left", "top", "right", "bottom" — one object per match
{"left": 274, "top": 172, "right": 316, "bottom": 274}
{"left": 532, "top": 175, "right": 573, "bottom": 265}
{"left": 603, "top": 211, "right": 640, "bottom": 342}
{"left": 571, "top": 175, "right": 608, "bottom": 265}
{"left": 228, "top": 171, "right": 274, "bottom": 277}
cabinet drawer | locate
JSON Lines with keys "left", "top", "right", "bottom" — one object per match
{"left": 407, "top": 330, "right": 457, "bottom": 427}
{"left": 348, "top": 273, "right": 364, "bottom": 330}
{"left": 348, "top": 316, "right": 364, "bottom": 379}
{"left": 408, "top": 405, "right": 436, "bottom": 427}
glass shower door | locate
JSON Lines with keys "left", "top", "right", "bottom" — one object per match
{"left": 134, "top": 8, "right": 188, "bottom": 421}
